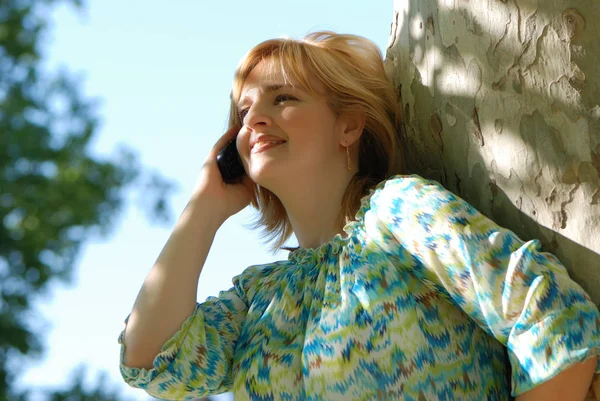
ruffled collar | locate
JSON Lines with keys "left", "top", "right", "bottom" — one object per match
{"left": 287, "top": 176, "right": 391, "bottom": 265}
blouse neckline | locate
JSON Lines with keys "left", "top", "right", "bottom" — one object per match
{"left": 287, "top": 176, "right": 390, "bottom": 265}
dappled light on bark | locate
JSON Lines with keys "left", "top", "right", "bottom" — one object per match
{"left": 386, "top": 1, "right": 600, "bottom": 397}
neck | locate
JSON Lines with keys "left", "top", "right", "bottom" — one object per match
{"left": 274, "top": 169, "right": 354, "bottom": 250}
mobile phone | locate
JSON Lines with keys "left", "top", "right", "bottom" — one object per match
{"left": 216, "top": 137, "right": 246, "bottom": 184}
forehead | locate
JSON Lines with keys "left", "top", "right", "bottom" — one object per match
{"left": 237, "top": 57, "right": 324, "bottom": 101}
{"left": 240, "top": 61, "right": 291, "bottom": 94}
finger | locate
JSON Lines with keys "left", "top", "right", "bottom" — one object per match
{"left": 209, "top": 124, "right": 241, "bottom": 157}
{"left": 241, "top": 174, "right": 255, "bottom": 189}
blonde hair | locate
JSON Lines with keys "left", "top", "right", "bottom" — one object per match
{"left": 228, "top": 31, "right": 403, "bottom": 253}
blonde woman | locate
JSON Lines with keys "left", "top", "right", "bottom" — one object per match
{"left": 118, "top": 31, "right": 600, "bottom": 401}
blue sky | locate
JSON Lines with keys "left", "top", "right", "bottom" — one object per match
{"left": 15, "top": 1, "right": 394, "bottom": 399}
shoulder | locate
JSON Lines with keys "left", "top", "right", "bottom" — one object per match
{"left": 364, "top": 173, "right": 487, "bottom": 240}
{"left": 369, "top": 174, "right": 456, "bottom": 213}
{"left": 376, "top": 173, "right": 443, "bottom": 193}
{"left": 369, "top": 174, "right": 502, "bottom": 242}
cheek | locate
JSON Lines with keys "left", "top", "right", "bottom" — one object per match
{"left": 236, "top": 128, "right": 251, "bottom": 154}
{"left": 292, "top": 128, "right": 340, "bottom": 162}
{"left": 282, "top": 108, "right": 336, "bottom": 136}
{"left": 280, "top": 107, "right": 305, "bottom": 127}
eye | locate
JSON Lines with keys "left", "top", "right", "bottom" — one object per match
{"left": 238, "top": 108, "right": 249, "bottom": 121}
{"left": 275, "top": 94, "right": 296, "bottom": 104}
{"left": 237, "top": 94, "right": 296, "bottom": 123}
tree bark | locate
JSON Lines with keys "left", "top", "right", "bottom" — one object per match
{"left": 386, "top": 0, "right": 600, "bottom": 306}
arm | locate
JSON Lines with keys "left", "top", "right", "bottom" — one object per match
{"left": 367, "top": 175, "right": 600, "bottom": 396}
{"left": 121, "top": 193, "right": 225, "bottom": 370}
{"left": 119, "top": 193, "right": 250, "bottom": 399}
{"left": 119, "top": 125, "right": 255, "bottom": 398}
{"left": 122, "top": 124, "right": 250, "bottom": 370}
{"left": 516, "top": 357, "right": 598, "bottom": 401}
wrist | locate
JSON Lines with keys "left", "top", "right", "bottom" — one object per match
{"left": 186, "top": 192, "right": 227, "bottom": 230}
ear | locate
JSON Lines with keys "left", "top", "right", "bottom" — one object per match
{"left": 338, "top": 110, "right": 365, "bottom": 147}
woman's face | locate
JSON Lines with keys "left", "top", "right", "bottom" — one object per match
{"left": 235, "top": 59, "right": 346, "bottom": 192}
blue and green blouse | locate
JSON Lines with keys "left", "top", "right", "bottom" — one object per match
{"left": 119, "top": 174, "right": 600, "bottom": 400}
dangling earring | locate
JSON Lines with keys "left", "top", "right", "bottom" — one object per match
{"left": 345, "top": 144, "right": 352, "bottom": 171}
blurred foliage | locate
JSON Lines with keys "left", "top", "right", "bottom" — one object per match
{"left": 0, "top": 0, "right": 175, "bottom": 399}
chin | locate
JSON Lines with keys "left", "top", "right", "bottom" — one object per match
{"left": 248, "top": 165, "right": 287, "bottom": 194}
{"left": 248, "top": 165, "right": 276, "bottom": 185}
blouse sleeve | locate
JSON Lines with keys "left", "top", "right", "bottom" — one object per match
{"left": 118, "top": 266, "right": 262, "bottom": 400}
{"left": 364, "top": 174, "right": 600, "bottom": 396}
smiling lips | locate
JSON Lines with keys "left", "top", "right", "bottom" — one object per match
{"left": 251, "top": 140, "right": 286, "bottom": 153}
{"left": 250, "top": 135, "right": 286, "bottom": 153}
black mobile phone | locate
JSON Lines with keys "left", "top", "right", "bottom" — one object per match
{"left": 216, "top": 137, "right": 245, "bottom": 184}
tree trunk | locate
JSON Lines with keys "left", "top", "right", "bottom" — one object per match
{"left": 385, "top": 0, "right": 600, "bottom": 397}
{"left": 386, "top": 0, "right": 600, "bottom": 302}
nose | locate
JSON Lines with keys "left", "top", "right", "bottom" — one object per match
{"left": 243, "top": 101, "right": 272, "bottom": 129}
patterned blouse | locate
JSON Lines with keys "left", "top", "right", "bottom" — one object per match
{"left": 119, "top": 174, "right": 600, "bottom": 400}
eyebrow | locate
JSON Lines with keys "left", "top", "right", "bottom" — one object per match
{"left": 236, "top": 84, "right": 294, "bottom": 109}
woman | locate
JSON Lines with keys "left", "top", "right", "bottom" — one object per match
{"left": 118, "top": 31, "right": 600, "bottom": 400}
